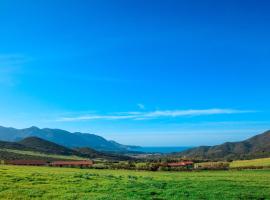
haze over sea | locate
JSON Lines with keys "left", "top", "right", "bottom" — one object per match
{"left": 130, "top": 146, "right": 192, "bottom": 154}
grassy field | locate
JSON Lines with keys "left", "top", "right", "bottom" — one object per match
{"left": 194, "top": 158, "right": 270, "bottom": 169}
{"left": 0, "top": 165, "right": 269, "bottom": 200}
{"left": 230, "top": 157, "right": 270, "bottom": 168}
{"left": 0, "top": 148, "right": 85, "bottom": 161}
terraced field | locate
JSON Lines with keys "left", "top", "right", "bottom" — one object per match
{"left": 0, "top": 165, "right": 269, "bottom": 200}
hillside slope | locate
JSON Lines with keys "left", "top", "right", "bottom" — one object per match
{"left": 0, "top": 137, "right": 132, "bottom": 161}
{"left": 0, "top": 126, "right": 129, "bottom": 152}
{"left": 18, "top": 137, "right": 79, "bottom": 156}
{"left": 174, "top": 130, "right": 270, "bottom": 160}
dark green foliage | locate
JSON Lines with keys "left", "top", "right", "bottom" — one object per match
{"left": 76, "top": 147, "right": 132, "bottom": 161}
{"left": 19, "top": 137, "right": 80, "bottom": 156}
{"left": 195, "top": 162, "right": 230, "bottom": 170}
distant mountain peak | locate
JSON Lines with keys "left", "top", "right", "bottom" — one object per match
{"left": 28, "top": 126, "right": 39, "bottom": 130}
{"left": 0, "top": 125, "right": 130, "bottom": 152}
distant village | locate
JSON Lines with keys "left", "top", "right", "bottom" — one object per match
{"left": 2, "top": 160, "right": 199, "bottom": 170}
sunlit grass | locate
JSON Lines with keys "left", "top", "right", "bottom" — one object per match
{"left": 0, "top": 165, "right": 269, "bottom": 199}
{"left": 230, "top": 157, "right": 270, "bottom": 168}
{"left": 0, "top": 148, "right": 85, "bottom": 161}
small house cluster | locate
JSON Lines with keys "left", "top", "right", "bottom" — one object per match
{"left": 2, "top": 159, "right": 195, "bottom": 170}
{"left": 162, "top": 161, "right": 194, "bottom": 169}
{"left": 167, "top": 161, "right": 194, "bottom": 168}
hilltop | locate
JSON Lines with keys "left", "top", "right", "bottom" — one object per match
{"left": 174, "top": 130, "right": 270, "bottom": 160}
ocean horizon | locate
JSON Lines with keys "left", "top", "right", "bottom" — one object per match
{"left": 129, "top": 146, "right": 192, "bottom": 153}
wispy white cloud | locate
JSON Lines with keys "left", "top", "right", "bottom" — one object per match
{"left": 58, "top": 115, "right": 135, "bottom": 122}
{"left": 142, "top": 109, "right": 251, "bottom": 118}
{"left": 56, "top": 108, "right": 254, "bottom": 122}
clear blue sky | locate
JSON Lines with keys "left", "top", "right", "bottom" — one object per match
{"left": 0, "top": 0, "right": 269, "bottom": 146}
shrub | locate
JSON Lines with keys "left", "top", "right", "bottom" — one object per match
{"left": 195, "top": 162, "right": 230, "bottom": 170}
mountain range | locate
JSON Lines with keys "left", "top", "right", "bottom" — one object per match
{"left": 175, "top": 130, "right": 270, "bottom": 160}
{"left": 0, "top": 126, "right": 130, "bottom": 152}
{"left": 0, "top": 136, "right": 132, "bottom": 161}
{"left": 0, "top": 125, "right": 269, "bottom": 161}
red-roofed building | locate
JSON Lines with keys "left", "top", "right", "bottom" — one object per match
{"left": 166, "top": 161, "right": 194, "bottom": 169}
{"left": 50, "top": 160, "right": 93, "bottom": 168}
{"left": 167, "top": 161, "right": 194, "bottom": 167}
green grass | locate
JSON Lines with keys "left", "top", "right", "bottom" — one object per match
{"left": 0, "top": 165, "right": 270, "bottom": 200}
{"left": 230, "top": 157, "right": 270, "bottom": 168}
{"left": 194, "top": 158, "right": 270, "bottom": 169}
{"left": 0, "top": 148, "right": 85, "bottom": 161}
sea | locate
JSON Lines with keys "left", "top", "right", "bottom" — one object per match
{"left": 129, "top": 146, "right": 192, "bottom": 154}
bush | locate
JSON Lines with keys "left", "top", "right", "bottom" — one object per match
{"left": 92, "top": 164, "right": 109, "bottom": 169}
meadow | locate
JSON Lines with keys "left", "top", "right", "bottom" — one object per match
{"left": 230, "top": 157, "right": 270, "bottom": 168}
{"left": 0, "top": 148, "right": 84, "bottom": 161}
{"left": 0, "top": 165, "right": 269, "bottom": 200}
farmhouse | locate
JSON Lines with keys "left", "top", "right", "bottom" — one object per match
{"left": 6, "top": 160, "right": 48, "bottom": 166}
{"left": 167, "top": 161, "right": 194, "bottom": 168}
{"left": 50, "top": 160, "right": 93, "bottom": 168}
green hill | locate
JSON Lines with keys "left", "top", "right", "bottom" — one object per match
{"left": 0, "top": 137, "right": 132, "bottom": 161}
{"left": 174, "top": 130, "right": 270, "bottom": 160}
{"left": 75, "top": 147, "right": 132, "bottom": 161}
{"left": 18, "top": 137, "right": 80, "bottom": 156}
